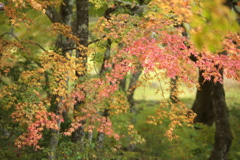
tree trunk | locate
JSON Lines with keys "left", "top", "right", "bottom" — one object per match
{"left": 208, "top": 2, "right": 237, "bottom": 159}
{"left": 47, "top": 1, "right": 73, "bottom": 159}
{"left": 96, "top": 39, "right": 111, "bottom": 155}
{"left": 96, "top": 116, "right": 106, "bottom": 158}
{"left": 48, "top": 101, "right": 63, "bottom": 160}
{"left": 192, "top": 70, "right": 214, "bottom": 126}
{"left": 95, "top": 8, "right": 118, "bottom": 154}
{"left": 208, "top": 69, "right": 233, "bottom": 160}
{"left": 99, "top": 39, "right": 111, "bottom": 75}
{"left": 71, "top": 118, "right": 86, "bottom": 144}
{"left": 71, "top": 0, "right": 89, "bottom": 144}
{"left": 169, "top": 76, "right": 179, "bottom": 104}
{"left": 119, "top": 76, "right": 127, "bottom": 92}
{"left": 192, "top": 68, "right": 233, "bottom": 159}
{"left": 126, "top": 68, "right": 142, "bottom": 151}
{"left": 127, "top": 69, "right": 142, "bottom": 109}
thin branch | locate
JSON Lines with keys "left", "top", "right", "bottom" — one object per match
{"left": 92, "top": 49, "right": 99, "bottom": 75}
{"left": 61, "top": 37, "right": 106, "bottom": 52}
{"left": 88, "top": 37, "right": 104, "bottom": 45}
{"left": 61, "top": 47, "right": 77, "bottom": 52}
{"left": 1, "top": 32, "right": 47, "bottom": 52}
{"left": 0, "top": 32, "right": 11, "bottom": 38}
{"left": 25, "top": 41, "right": 47, "bottom": 52}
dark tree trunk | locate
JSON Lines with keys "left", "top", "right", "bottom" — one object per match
{"left": 75, "top": 0, "right": 88, "bottom": 63}
{"left": 208, "top": 69, "right": 233, "bottom": 160}
{"left": 71, "top": 118, "right": 86, "bottom": 144}
{"left": 192, "top": 68, "right": 233, "bottom": 159}
{"left": 208, "top": 2, "right": 237, "bottom": 159}
{"left": 192, "top": 70, "right": 214, "bottom": 126}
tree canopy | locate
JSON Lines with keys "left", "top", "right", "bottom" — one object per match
{"left": 0, "top": 0, "right": 240, "bottom": 159}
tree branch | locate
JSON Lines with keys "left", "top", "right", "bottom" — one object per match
{"left": 88, "top": 37, "right": 105, "bottom": 45}
{"left": 61, "top": 36, "right": 106, "bottom": 52}
{"left": 1, "top": 32, "right": 47, "bottom": 52}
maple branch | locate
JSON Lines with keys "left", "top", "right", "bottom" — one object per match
{"left": 0, "top": 32, "right": 11, "bottom": 38}
{"left": 0, "top": 32, "right": 47, "bottom": 52}
{"left": 61, "top": 37, "right": 106, "bottom": 52}
{"left": 25, "top": 41, "right": 47, "bottom": 52}
{"left": 88, "top": 37, "right": 105, "bottom": 45}
{"left": 61, "top": 47, "right": 76, "bottom": 52}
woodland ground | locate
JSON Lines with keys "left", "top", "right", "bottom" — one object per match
{"left": 118, "top": 78, "right": 240, "bottom": 160}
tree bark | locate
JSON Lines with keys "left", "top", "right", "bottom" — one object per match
{"left": 192, "top": 70, "right": 214, "bottom": 126}
{"left": 71, "top": 0, "right": 89, "bottom": 144}
{"left": 208, "top": 2, "right": 237, "bottom": 159}
{"left": 192, "top": 69, "right": 233, "bottom": 159}
{"left": 208, "top": 69, "right": 233, "bottom": 160}
{"left": 169, "top": 76, "right": 179, "bottom": 104}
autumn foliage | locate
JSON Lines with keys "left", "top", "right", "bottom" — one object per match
{"left": 0, "top": 0, "right": 240, "bottom": 159}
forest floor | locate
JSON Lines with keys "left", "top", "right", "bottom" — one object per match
{"left": 119, "top": 78, "right": 240, "bottom": 160}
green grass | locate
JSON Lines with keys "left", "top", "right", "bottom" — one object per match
{"left": 134, "top": 77, "right": 240, "bottom": 108}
